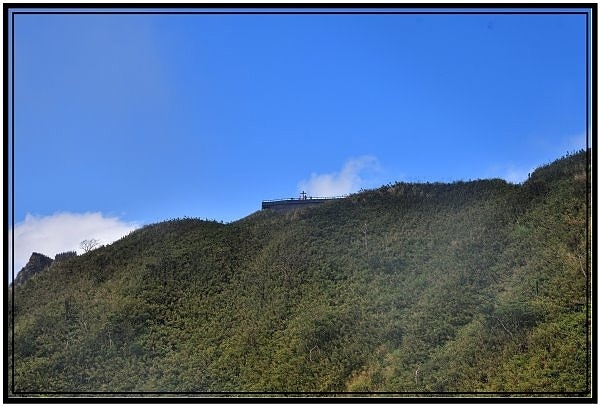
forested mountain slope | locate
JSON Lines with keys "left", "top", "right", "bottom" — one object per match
{"left": 8, "top": 150, "right": 591, "bottom": 396}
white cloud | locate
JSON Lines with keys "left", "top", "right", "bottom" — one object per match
{"left": 485, "top": 163, "right": 534, "bottom": 185}
{"left": 502, "top": 165, "right": 532, "bottom": 184}
{"left": 298, "top": 155, "right": 381, "bottom": 197}
{"left": 8, "top": 212, "right": 139, "bottom": 279}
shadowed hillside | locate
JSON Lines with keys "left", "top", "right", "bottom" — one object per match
{"left": 8, "top": 149, "right": 591, "bottom": 397}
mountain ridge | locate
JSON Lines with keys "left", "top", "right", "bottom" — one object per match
{"left": 8, "top": 149, "right": 591, "bottom": 396}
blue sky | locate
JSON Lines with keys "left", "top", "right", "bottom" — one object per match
{"left": 8, "top": 7, "right": 590, "bottom": 272}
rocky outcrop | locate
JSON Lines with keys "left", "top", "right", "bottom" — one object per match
{"left": 13, "top": 252, "right": 53, "bottom": 287}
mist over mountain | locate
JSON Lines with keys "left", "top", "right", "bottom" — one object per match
{"left": 8, "top": 150, "right": 591, "bottom": 397}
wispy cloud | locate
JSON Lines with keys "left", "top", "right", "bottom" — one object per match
{"left": 298, "top": 155, "right": 381, "bottom": 197}
{"left": 485, "top": 163, "right": 534, "bottom": 185}
{"left": 502, "top": 165, "right": 532, "bottom": 184}
{"left": 8, "top": 212, "right": 139, "bottom": 278}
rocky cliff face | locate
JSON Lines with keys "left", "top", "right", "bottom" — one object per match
{"left": 13, "top": 252, "right": 53, "bottom": 286}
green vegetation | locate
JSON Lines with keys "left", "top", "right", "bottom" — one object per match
{"left": 8, "top": 150, "right": 591, "bottom": 397}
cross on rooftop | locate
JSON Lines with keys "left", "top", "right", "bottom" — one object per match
{"left": 300, "top": 191, "right": 307, "bottom": 200}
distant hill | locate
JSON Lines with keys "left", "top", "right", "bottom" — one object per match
{"left": 12, "top": 253, "right": 53, "bottom": 287}
{"left": 12, "top": 251, "right": 77, "bottom": 287}
{"left": 8, "top": 149, "right": 591, "bottom": 397}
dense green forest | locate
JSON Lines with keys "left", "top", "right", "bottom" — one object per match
{"left": 7, "top": 150, "right": 591, "bottom": 398}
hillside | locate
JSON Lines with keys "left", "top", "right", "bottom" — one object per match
{"left": 8, "top": 150, "right": 591, "bottom": 397}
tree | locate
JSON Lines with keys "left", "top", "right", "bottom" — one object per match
{"left": 80, "top": 239, "right": 100, "bottom": 253}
